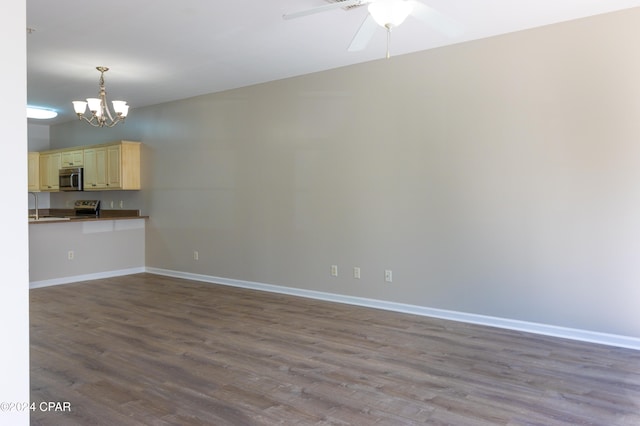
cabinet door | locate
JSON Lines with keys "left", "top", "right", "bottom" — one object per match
{"left": 96, "top": 148, "right": 108, "bottom": 188}
{"left": 39, "top": 152, "right": 61, "bottom": 191}
{"left": 61, "top": 150, "right": 84, "bottom": 167}
{"left": 83, "top": 147, "right": 108, "bottom": 189}
{"left": 28, "top": 152, "right": 40, "bottom": 191}
{"left": 83, "top": 148, "right": 97, "bottom": 188}
{"left": 106, "top": 144, "right": 121, "bottom": 189}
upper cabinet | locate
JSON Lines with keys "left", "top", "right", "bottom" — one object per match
{"left": 83, "top": 146, "right": 107, "bottom": 189}
{"left": 83, "top": 141, "right": 141, "bottom": 190}
{"left": 61, "top": 149, "right": 84, "bottom": 168}
{"left": 28, "top": 152, "right": 40, "bottom": 191}
{"left": 39, "top": 151, "right": 62, "bottom": 191}
{"left": 31, "top": 140, "right": 141, "bottom": 192}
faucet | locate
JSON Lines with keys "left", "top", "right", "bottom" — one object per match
{"left": 29, "top": 192, "right": 39, "bottom": 220}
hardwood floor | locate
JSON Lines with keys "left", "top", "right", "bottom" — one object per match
{"left": 30, "top": 273, "right": 640, "bottom": 425}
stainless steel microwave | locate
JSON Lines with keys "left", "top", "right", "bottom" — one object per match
{"left": 59, "top": 167, "right": 83, "bottom": 191}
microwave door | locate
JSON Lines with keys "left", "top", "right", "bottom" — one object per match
{"left": 71, "top": 172, "right": 83, "bottom": 191}
{"left": 60, "top": 173, "right": 69, "bottom": 189}
{"left": 75, "top": 170, "right": 83, "bottom": 190}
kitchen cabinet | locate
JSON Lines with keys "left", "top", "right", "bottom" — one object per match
{"left": 61, "top": 149, "right": 84, "bottom": 167}
{"left": 39, "top": 151, "right": 61, "bottom": 191}
{"left": 83, "top": 141, "right": 140, "bottom": 190}
{"left": 83, "top": 147, "right": 108, "bottom": 189}
{"left": 107, "top": 144, "right": 123, "bottom": 188}
{"left": 28, "top": 152, "right": 40, "bottom": 191}
{"left": 32, "top": 140, "right": 140, "bottom": 192}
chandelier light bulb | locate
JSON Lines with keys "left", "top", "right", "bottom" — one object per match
{"left": 72, "top": 101, "right": 87, "bottom": 115}
{"left": 112, "top": 100, "right": 129, "bottom": 117}
{"left": 86, "top": 98, "right": 102, "bottom": 114}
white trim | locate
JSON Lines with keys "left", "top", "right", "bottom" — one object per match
{"left": 29, "top": 267, "right": 146, "bottom": 289}
{"left": 146, "top": 267, "right": 640, "bottom": 351}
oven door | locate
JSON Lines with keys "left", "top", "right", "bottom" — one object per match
{"left": 59, "top": 168, "right": 84, "bottom": 191}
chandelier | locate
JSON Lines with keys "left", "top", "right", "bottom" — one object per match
{"left": 72, "top": 66, "right": 129, "bottom": 128}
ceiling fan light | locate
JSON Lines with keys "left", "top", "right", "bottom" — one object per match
{"left": 368, "top": 0, "right": 413, "bottom": 28}
{"left": 27, "top": 106, "right": 58, "bottom": 119}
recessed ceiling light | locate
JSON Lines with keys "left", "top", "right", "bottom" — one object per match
{"left": 27, "top": 106, "right": 58, "bottom": 119}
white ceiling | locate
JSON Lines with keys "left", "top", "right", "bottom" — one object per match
{"left": 26, "top": 0, "right": 640, "bottom": 124}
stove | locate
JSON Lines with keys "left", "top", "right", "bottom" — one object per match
{"left": 72, "top": 200, "right": 100, "bottom": 218}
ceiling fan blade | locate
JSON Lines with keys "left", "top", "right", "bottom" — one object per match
{"left": 348, "top": 14, "right": 378, "bottom": 51}
{"left": 410, "top": 1, "right": 463, "bottom": 37}
{"left": 283, "top": 0, "right": 368, "bottom": 20}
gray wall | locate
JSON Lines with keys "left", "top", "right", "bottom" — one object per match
{"left": 51, "top": 8, "right": 640, "bottom": 338}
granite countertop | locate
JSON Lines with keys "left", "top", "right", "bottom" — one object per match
{"left": 28, "top": 208, "right": 148, "bottom": 223}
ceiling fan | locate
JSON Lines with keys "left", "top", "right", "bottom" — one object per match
{"left": 283, "top": 0, "right": 462, "bottom": 58}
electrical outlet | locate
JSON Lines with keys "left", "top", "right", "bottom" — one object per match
{"left": 385, "top": 269, "right": 393, "bottom": 283}
{"left": 193, "top": 251, "right": 199, "bottom": 261}
{"left": 353, "top": 267, "right": 361, "bottom": 279}
{"left": 330, "top": 265, "right": 338, "bottom": 277}
{"left": 68, "top": 250, "right": 74, "bottom": 260}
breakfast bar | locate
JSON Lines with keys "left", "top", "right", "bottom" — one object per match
{"left": 28, "top": 214, "right": 147, "bottom": 287}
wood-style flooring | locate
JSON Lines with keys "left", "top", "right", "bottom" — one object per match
{"left": 30, "top": 273, "right": 640, "bottom": 425}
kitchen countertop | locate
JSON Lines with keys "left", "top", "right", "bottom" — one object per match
{"left": 28, "top": 209, "right": 148, "bottom": 224}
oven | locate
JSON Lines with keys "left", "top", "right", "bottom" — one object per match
{"left": 71, "top": 200, "right": 100, "bottom": 218}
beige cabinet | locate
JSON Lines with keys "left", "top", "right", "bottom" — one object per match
{"left": 83, "top": 146, "right": 108, "bottom": 189}
{"left": 32, "top": 141, "right": 140, "bottom": 192}
{"left": 83, "top": 141, "right": 140, "bottom": 190}
{"left": 107, "top": 144, "right": 122, "bottom": 188}
{"left": 39, "top": 151, "right": 62, "bottom": 191}
{"left": 28, "top": 152, "right": 40, "bottom": 191}
{"left": 61, "top": 149, "right": 84, "bottom": 167}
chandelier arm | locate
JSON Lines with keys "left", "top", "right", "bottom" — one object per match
{"left": 79, "top": 115, "right": 102, "bottom": 128}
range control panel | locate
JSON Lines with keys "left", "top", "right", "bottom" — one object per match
{"left": 73, "top": 200, "right": 100, "bottom": 214}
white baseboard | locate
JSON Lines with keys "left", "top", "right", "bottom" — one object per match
{"left": 29, "top": 267, "right": 146, "bottom": 289}
{"left": 146, "top": 267, "right": 640, "bottom": 351}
